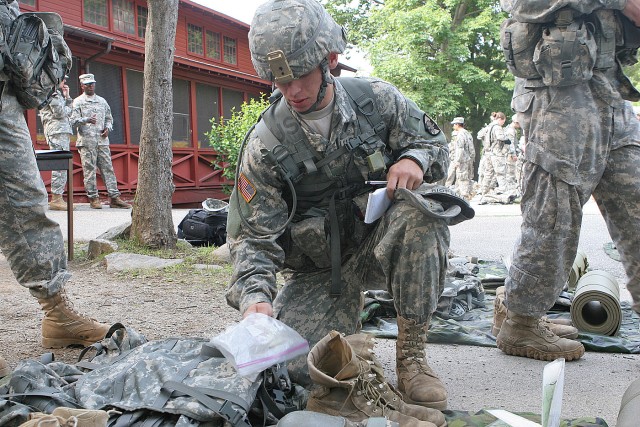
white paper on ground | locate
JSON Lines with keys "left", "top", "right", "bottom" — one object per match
{"left": 486, "top": 409, "right": 542, "bottom": 427}
{"left": 542, "top": 358, "right": 565, "bottom": 427}
{"left": 364, "top": 187, "right": 392, "bottom": 223}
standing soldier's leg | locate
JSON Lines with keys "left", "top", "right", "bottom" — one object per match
{"left": 96, "top": 145, "right": 130, "bottom": 208}
{"left": 480, "top": 153, "right": 496, "bottom": 195}
{"left": 47, "top": 134, "right": 70, "bottom": 210}
{"left": 78, "top": 144, "right": 101, "bottom": 208}
{"left": 592, "top": 144, "right": 640, "bottom": 314}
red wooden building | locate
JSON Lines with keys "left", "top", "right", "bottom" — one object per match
{"left": 25, "top": 0, "right": 271, "bottom": 205}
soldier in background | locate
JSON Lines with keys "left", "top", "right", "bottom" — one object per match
{"left": 478, "top": 112, "right": 516, "bottom": 204}
{"left": 445, "top": 117, "right": 474, "bottom": 200}
{"left": 503, "top": 114, "right": 521, "bottom": 198}
{"left": 40, "top": 77, "right": 73, "bottom": 211}
{"left": 226, "top": 0, "right": 454, "bottom": 422}
{"left": 71, "top": 74, "right": 131, "bottom": 209}
{"left": 0, "top": 3, "right": 110, "bottom": 378}
{"left": 498, "top": 0, "right": 640, "bottom": 361}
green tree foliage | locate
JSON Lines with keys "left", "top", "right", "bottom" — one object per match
{"left": 208, "top": 97, "right": 270, "bottom": 187}
{"left": 324, "top": 0, "right": 514, "bottom": 134}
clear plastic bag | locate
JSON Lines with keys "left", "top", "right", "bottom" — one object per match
{"left": 210, "top": 313, "right": 309, "bottom": 377}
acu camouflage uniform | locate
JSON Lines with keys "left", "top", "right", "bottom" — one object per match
{"left": 502, "top": 121, "right": 520, "bottom": 196}
{"left": 0, "top": 1, "right": 69, "bottom": 298}
{"left": 39, "top": 89, "right": 72, "bottom": 195}
{"left": 445, "top": 127, "right": 474, "bottom": 199}
{"left": 479, "top": 120, "right": 510, "bottom": 196}
{"left": 70, "top": 93, "right": 121, "bottom": 199}
{"left": 226, "top": 77, "right": 450, "bottom": 384}
{"left": 502, "top": 0, "right": 640, "bottom": 316}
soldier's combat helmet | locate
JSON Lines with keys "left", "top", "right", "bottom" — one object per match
{"left": 249, "top": 0, "right": 347, "bottom": 112}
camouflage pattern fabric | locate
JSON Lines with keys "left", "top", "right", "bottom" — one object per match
{"left": 501, "top": 0, "right": 640, "bottom": 317}
{"left": 71, "top": 92, "right": 120, "bottom": 198}
{"left": 77, "top": 144, "right": 121, "bottom": 199}
{"left": 0, "top": 82, "right": 68, "bottom": 299}
{"left": 226, "top": 78, "right": 450, "bottom": 385}
{"left": 40, "top": 90, "right": 72, "bottom": 195}
{"left": 479, "top": 123, "right": 510, "bottom": 196}
{"left": 445, "top": 127, "right": 474, "bottom": 199}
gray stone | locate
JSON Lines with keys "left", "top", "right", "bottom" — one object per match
{"left": 87, "top": 239, "right": 118, "bottom": 259}
{"left": 193, "top": 264, "right": 224, "bottom": 270}
{"left": 105, "top": 252, "right": 183, "bottom": 273}
{"left": 97, "top": 221, "right": 132, "bottom": 241}
{"left": 212, "top": 243, "right": 230, "bottom": 263}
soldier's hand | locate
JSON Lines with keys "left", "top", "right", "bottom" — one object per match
{"left": 87, "top": 115, "right": 97, "bottom": 125}
{"left": 386, "top": 158, "right": 423, "bottom": 199}
{"left": 243, "top": 302, "right": 273, "bottom": 318}
{"left": 101, "top": 128, "right": 109, "bottom": 138}
{"left": 62, "top": 84, "right": 70, "bottom": 98}
{"left": 623, "top": 0, "right": 640, "bottom": 26}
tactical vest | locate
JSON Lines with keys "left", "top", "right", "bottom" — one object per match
{"left": 255, "top": 77, "right": 392, "bottom": 295}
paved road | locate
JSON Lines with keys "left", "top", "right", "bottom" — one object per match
{"left": 44, "top": 197, "right": 638, "bottom": 425}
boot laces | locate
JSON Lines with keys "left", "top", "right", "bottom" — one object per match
{"left": 58, "top": 289, "right": 101, "bottom": 323}
{"left": 535, "top": 319, "right": 556, "bottom": 339}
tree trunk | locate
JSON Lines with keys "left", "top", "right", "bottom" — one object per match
{"left": 130, "top": 0, "right": 179, "bottom": 248}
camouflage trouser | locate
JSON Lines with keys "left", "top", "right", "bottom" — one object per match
{"left": 445, "top": 161, "right": 473, "bottom": 198}
{"left": 274, "top": 199, "right": 450, "bottom": 385}
{"left": 505, "top": 154, "right": 519, "bottom": 196}
{"left": 0, "top": 84, "right": 68, "bottom": 298}
{"left": 45, "top": 133, "right": 71, "bottom": 195}
{"left": 506, "top": 145, "right": 640, "bottom": 317}
{"left": 480, "top": 150, "right": 510, "bottom": 195}
{"left": 77, "top": 143, "right": 121, "bottom": 199}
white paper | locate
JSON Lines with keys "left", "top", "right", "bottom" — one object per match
{"left": 364, "top": 187, "right": 392, "bottom": 223}
{"left": 542, "top": 358, "right": 565, "bottom": 427}
{"left": 486, "top": 409, "right": 541, "bottom": 427}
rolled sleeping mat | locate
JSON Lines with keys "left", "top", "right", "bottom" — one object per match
{"left": 566, "top": 249, "right": 589, "bottom": 291}
{"left": 617, "top": 378, "right": 640, "bottom": 427}
{"left": 570, "top": 270, "right": 622, "bottom": 336}
{"left": 276, "top": 411, "right": 398, "bottom": 427}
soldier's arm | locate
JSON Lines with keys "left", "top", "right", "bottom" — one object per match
{"left": 502, "top": 0, "right": 628, "bottom": 22}
{"left": 103, "top": 100, "right": 114, "bottom": 132}
{"left": 225, "top": 131, "right": 289, "bottom": 317}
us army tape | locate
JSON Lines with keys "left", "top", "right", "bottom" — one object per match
{"left": 570, "top": 270, "right": 622, "bottom": 336}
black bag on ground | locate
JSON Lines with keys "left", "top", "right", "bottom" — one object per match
{"left": 177, "top": 208, "right": 228, "bottom": 247}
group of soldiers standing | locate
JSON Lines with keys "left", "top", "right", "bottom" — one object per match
{"left": 444, "top": 111, "right": 523, "bottom": 204}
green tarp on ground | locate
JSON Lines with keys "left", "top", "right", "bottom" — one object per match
{"left": 442, "top": 409, "right": 608, "bottom": 427}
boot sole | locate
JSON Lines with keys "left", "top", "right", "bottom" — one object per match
{"left": 399, "top": 393, "right": 447, "bottom": 411}
{"left": 496, "top": 338, "right": 585, "bottom": 361}
{"left": 42, "top": 337, "right": 97, "bottom": 349}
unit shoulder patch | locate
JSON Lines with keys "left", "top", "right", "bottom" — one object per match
{"left": 423, "top": 114, "right": 441, "bottom": 136}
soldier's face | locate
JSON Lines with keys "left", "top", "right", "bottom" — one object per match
{"left": 275, "top": 66, "right": 332, "bottom": 113}
{"left": 82, "top": 83, "right": 95, "bottom": 95}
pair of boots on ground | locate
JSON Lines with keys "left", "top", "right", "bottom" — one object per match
{"left": 304, "top": 318, "right": 448, "bottom": 427}
{"left": 492, "top": 286, "right": 584, "bottom": 361}
{"left": 0, "top": 289, "right": 109, "bottom": 378}
{"left": 49, "top": 194, "right": 131, "bottom": 210}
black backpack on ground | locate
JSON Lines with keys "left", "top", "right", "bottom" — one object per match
{"left": 177, "top": 209, "right": 228, "bottom": 247}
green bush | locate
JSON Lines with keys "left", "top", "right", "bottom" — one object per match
{"left": 207, "top": 97, "right": 270, "bottom": 190}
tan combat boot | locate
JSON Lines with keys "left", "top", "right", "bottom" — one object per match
{"left": 396, "top": 315, "right": 447, "bottom": 410}
{"left": 492, "top": 286, "right": 578, "bottom": 339}
{"left": 48, "top": 194, "right": 67, "bottom": 211}
{"left": 496, "top": 310, "right": 585, "bottom": 361}
{"left": 21, "top": 407, "right": 111, "bottom": 427}
{"left": 307, "top": 331, "right": 436, "bottom": 427}
{"left": 38, "top": 289, "right": 109, "bottom": 348}
{"left": 89, "top": 197, "right": 102, "bottom": 209}
{"left": 0, "top": 354, "right": 9, "bottom": 377}
{"left": 110, "top": 196, "right": 131, "bottom": 209}
{"left": 345, "top": 334, "right": 446, "bottom": 427}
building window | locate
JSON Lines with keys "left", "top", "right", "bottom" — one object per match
{"left": 206, "top": 30, "right": 220, "bottom": 61}
{"left": 137, "top": 6, "right": 148, "bottom": 39}
{"left": 126, "top": 69, "right": 144, "bottom": 146}
{"left": 172, "top": 78, "right": 191, "bottom": 148}
{"left": 84, "top": 0, "right": 108, "bottom": 28}
{"left": 113, "top": 0, "right": 135, "bottom": 35}
{"left": 196, "top": 83, "right": 219, "bottom": 148}
{"left": 187, "top": 24, "right": 203, "bottom": 55}
{"left": 90, "top": 61, "right": 125, "bottom": 145}
{"left": 222, "top": 88, "right": 243, "bottom": 121}
{"left": 223, "top": 36, "right": 237, "bottom": 65}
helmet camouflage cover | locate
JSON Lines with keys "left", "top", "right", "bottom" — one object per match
{"left": 249, "top": 0, "right": 347, "bottom": 83}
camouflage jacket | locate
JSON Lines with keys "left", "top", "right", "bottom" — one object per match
{"left": 452, "top": 127, "right": 474, "bottom": 164}
{"left": 226, "top": 78, "right": 449, "bottom": 314}
{"left": 39, "top": 90, "right": 72, "bottom": 136}
{"left": 70, "top": 93, "right": 113, "bottom": 147}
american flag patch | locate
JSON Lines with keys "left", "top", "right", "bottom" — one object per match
{"left": 239, "top": 173, "right": 256, "bottom": 203}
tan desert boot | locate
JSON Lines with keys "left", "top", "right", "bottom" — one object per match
{"left": 0, "top": 354, "right": 9, "bottom": 377}
{"left": 496, "top": 310, "right": 585, "bottom": 361}
{"left": 48, "top": 194, "right": 67, "bottom": 211}
{"left": 307, "top": 331, "right": 436, "bottom": 427}
{"left": 109, "top": 196, "right": 131, "bottom": 209}
{"left": 492, "top": 286, "right": 578, "bottom": 339}
{"left": 396, "top": 315, "right": 447, "bottom": 410}
{"left": 38, "top": 289, "right": 109, "bottom": 348}
{"left": 344, "top": 333, "right": 446, "bottom": 427}
{"left": 21, "top": 408, "right": 111, "bottom": 427}
{"left": 88, "top": 197, "right": 102, "bottom": 209}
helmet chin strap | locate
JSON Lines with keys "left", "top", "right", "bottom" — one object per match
{"left": 300, "top": 58, "right": 333, "bottom": 115}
